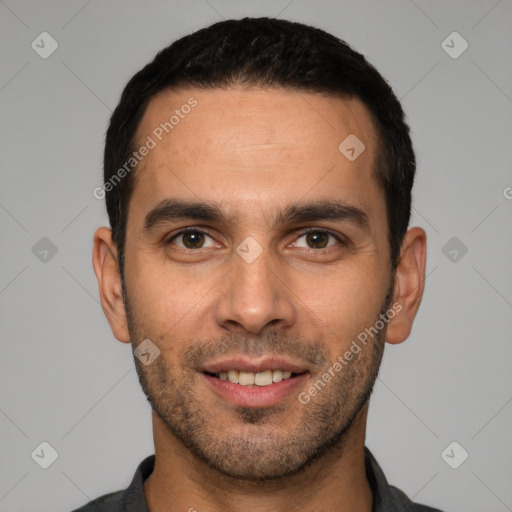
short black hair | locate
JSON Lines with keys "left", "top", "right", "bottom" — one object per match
{"left": 103, "top": 16, "right": 416, "bottom": 278}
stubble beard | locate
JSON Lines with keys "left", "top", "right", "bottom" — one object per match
{"left": 124, "top": 283, "right": 391, "bottom": 481}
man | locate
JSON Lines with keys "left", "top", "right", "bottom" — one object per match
{"left": 79, "top": 16, "right": 443, "bottom": 512}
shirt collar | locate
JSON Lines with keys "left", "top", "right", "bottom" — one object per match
{"left": 118, "top": 447, "right": 419, "bottom": 512}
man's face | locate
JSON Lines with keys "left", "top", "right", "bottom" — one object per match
{"left": 122, "top": 86, "right": 393, "bottom": 480}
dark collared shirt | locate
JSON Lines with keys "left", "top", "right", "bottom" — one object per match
{"left": 71, "top": 447, "right": 444, "bottom": 511}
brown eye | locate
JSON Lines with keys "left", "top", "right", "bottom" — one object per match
{"left": 293, "top": 229, "right": 342, "bottom": 250}
{"left": 182, "top": 231, "right": 205, "bottom": 249}
{"left": 305, "top": 231, "right": 329, "bottom": 249}
{"left": 167, "top": 229, "right": 216, "bottom": 250}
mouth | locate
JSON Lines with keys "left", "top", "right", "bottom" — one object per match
{"left": 202, "top": 369, "right": 304, "bottom": 387}
{"left": 199, "top": 357, "right": 310, "bottom": 407}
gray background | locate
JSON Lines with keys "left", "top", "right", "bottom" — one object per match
{"left": 1, "top": 1, "right": 511, "bottom": 511}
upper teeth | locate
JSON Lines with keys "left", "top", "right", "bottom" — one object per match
{"left": 217, "top": 370, "right": 293, "bottom": 386}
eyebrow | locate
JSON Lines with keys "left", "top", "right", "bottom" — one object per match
{"left": 143, "top": 198, "right": 370, "bottom": 233}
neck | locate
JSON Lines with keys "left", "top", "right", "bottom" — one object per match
{"left": 144, "top": 404, "right": 373, "bottom": 512}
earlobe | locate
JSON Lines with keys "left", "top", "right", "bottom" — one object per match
{"left": 385, "top": 226, "right": 427, "bottom": 345}
{"left": 92, "top": 227, "right": 131, "bottom": 343}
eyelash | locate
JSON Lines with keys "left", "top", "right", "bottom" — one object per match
{"left": 165, "top": 227, "right": 347, "bottom": 251}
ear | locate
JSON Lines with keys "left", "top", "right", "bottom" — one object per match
{"left": 92, "top": 227, "right": 131, "bottom": 343}
{"left": 385, "top": 226, "right": 427, "bottom": 345}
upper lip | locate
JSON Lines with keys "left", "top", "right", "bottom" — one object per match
{"left": 200, "top": 356, "right": 310, "bottom": 374}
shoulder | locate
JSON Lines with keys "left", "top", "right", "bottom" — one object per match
{"left": 387, "top": 484, "right": 445, "bottom": 512}
{"left": 364, "top": 447, "right": 445, "bottom": 512}
{"left": 68, "top": 454, "right": 155, "bottom": 512}
{"left": 69, "top": 489, "right": 123, "bottom": 512}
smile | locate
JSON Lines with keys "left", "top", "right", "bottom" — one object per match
{"left": 206, "top": 369, "right": 297, "bottom": 387}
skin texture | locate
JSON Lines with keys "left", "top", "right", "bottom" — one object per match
{"left": 93, "top": 86, "right": 427, "bottom": 512}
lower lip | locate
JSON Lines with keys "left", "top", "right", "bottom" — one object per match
{"left": 202, "top": 372, "right": 309, "bottom": 408}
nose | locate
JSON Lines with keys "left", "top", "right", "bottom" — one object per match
{"left": 213, "top": 242, "right": 297, "bottom": 335}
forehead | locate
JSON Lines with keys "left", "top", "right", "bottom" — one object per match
{"left": 130, "top": 86, "right": 383, "bottom": 224}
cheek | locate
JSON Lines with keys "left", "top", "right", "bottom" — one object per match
{"left": 126, "top": 251, "right": 178, "bottom": 327}
{"left": 306, "top": 258, "right": 384, "bottom": 306}
{"left": 294, "top": 263, "right": 387, "bottom": 344}
{"left": 127, "top": 253, "right": 216, "bottom": 348}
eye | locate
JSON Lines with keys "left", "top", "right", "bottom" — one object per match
{"left": 292, "top": 229, "right": 344, "bottom": 250}
{"left": 166, "top": 228, "right": 217, "bottom": 250}
{"left": 165, "top": 227, "right": 346, "bottom": 252}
